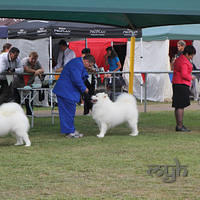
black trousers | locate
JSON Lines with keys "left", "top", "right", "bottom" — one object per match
{"left": 13, "top": 88, "right": 21, "bottom": 104}
{"left": 83, "top": 92, "right": 93, "bottom": 115}
{"left": 83, "top": 78, "right": 95, "bottom": 115}
{"left": 0, "top": 80, "right": 13, "bottom": 105}
{"left": 25, "top": 91, "right": 33, "bottom": 115}
{"left": 13, "top": 87, "right": 33, "bottom": 115}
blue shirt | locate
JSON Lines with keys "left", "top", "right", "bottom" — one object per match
{"left": 53, "top": 57, "right": 88, "bottom": 102}
{"left": 108, "top": 56, "right": 120, "bottom": 71}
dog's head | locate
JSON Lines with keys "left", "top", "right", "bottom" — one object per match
{"left": 91, "top": 92, "right": 109, "bottom": 103}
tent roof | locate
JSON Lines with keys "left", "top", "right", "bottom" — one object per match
{"left": 8, "top": 20, "right": 141, "bottom": 39}
{"left": 142, "top": 24, "right": 200, "bottom": 41}
{"left": 1, "top": 0, "right": 200, "bottom": 28}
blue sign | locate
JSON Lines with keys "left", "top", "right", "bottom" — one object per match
{"left": 0, "top": 26, "right": 8, "bottom": 38}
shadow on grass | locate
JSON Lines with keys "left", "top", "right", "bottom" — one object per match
{"left": 30, "top": 109, "right": 200, "bottom": 138}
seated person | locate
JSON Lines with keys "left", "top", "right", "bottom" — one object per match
{"left": 13, "top": 51, "right": 44, "bottom": 115}
{"left": 1, "top": 43, "right": 12, "bottom": 54}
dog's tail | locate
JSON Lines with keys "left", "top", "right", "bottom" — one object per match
{"left": 116, "top": 93, "right": 137, "bottom": 105}
{"left": 0, "top": 102, "right": 25, "bottom": 116}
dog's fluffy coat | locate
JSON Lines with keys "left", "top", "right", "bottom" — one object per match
{"left": 0, "top": 102, "right": 31, "bottom": 146}
{"left": 92, "top": 93, "right": 139, "bottom": 138}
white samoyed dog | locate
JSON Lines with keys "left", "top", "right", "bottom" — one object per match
{"left": 91, "top": 92, "right": 139, "bottom": 138}
{"left": 0, "top": 102, "right": 31, "bottom": 146}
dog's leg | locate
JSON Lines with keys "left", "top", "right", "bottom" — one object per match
{"left": 97, "top": 122, "right": 107, "bottom": 138}
{"left": 128, "top": 120, "right": 139, "bottom": 136}
{"left": 11, "top": 132, "right": 23, "bottom": 146}
{"left": 22, "top": 133, "right": 31, "bottom": 147}
{"left": 15, "top": 136, "right": 24, "bottom": 146}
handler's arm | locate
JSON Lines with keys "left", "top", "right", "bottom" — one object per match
{"left": 70, "top": 64, "right": 87, "bottom": 93}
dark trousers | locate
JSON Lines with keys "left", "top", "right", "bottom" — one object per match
{"left": 13, "top": 87, "right": 33, "bottom": 115}
{"left": 83, "top": 92, "right": 93, "bottom": 115}
{"left": 25, "top": 91, "right": 33, "bottom": 115}
{"left": 83, "top": 78, "right": 95, "bottom": 115}
{"left": 0, "top": 80, "right": 13, "bottom": 105}
{"left": 13, "top": 88, "right": 21, "bottom": 104}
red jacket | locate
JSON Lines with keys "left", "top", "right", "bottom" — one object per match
{"left": 172, "top": 54, "right": 193, "bottom": 86}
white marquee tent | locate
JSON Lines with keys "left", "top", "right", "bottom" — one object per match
{"left": 123, "top": 24, "right": 200, "bottom": 102}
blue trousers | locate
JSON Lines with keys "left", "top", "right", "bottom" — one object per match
{"left": 57, "top": 96, "right": 76, "bottom": 134}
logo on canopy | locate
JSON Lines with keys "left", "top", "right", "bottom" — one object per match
{"left": 123, "top": 30, "right": 134, "bottom": 37}
{"left": 17, "top": 29, "right": 27, "bottom": 35}
{"left": 37, "top": 28, "right": 48, "bottom": 34}
{"left": 54, "top": 28, "right": 71, "bottom": 35}
{"left": 90, "top": 29, "right": 106, "bottom": 36}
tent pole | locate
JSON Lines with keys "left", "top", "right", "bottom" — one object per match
{"left": 49, "top": 35, "right": 53, "bottom": 108}
{"left": 49, "top": 35, "right": 53, "bottom": 74}
{"left": 140, "top": 37, "right": 143, "bottom": 103}
{"left": 128, "top": 36, "right": 135, "bottom": 94}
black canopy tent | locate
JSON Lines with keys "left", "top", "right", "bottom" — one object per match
{"left": 8, "top": 20, "right": 141, "bottom": 39}
{"left": 7, "top": 20, "right": 141, "bottom": 75}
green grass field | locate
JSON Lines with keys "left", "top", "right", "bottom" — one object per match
{"left": 0, "top": 110, "right": 200, "bottom": 200}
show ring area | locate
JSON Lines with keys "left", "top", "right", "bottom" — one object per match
{"left": 2, "top": 2, "right": 200, "bottom": 199}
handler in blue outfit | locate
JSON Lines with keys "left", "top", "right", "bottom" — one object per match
{"left": 53, "top": 55, "right": 95, "bottom": 138}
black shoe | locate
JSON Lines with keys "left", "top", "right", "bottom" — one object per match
{"left": 84, "top": 110, "right": 89, "bottom": 115}
{"left": 176, "top": 125, "right": 191, "bottom": 132}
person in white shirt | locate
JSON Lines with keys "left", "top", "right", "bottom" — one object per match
{"left": 12, "top": 51, "right": 44, "bottom": 115}
{"left": 0, "top": 47, "right": 23, "bottom": 104}
{"left": 1, "top": 43, "right": 12, "bottom": 54}
{"left": 54, "top": 39, "right": 76, "bottom": 74}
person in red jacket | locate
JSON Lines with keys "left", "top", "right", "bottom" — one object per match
{"left": 172, "top": 45, "right": 196, "bottom": 132}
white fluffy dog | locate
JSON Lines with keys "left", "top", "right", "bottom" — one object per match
{"left": 0, "top": 102, "right": 31, "bottom": 146}
{"left": 92, "top": 92, "right": 139, "bottom": 138}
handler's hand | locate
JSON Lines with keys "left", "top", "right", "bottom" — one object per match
{"left": 85, "top": 88, "right": 89, "bottom": 93}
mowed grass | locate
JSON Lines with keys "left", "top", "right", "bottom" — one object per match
{"left": 0, "top": 110, "right": 200, "bottom": 200}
